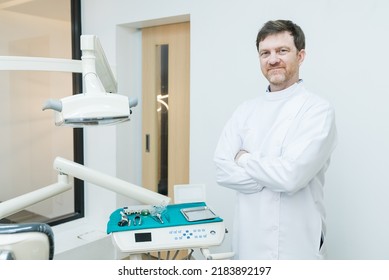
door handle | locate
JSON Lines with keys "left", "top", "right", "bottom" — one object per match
{"left": 145, "top": 134, "right": 150, "bottom": 152}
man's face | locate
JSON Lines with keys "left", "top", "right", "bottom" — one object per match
{"left": 258, "top": 31, "right": 305, "bottom": 92}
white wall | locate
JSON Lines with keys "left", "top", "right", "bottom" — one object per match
{"left": 79, "top": 0, "right": 389, "bottom": 259}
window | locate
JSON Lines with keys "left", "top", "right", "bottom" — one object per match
{"left": 0, "top": 0, "right": 83, "bottom": 226}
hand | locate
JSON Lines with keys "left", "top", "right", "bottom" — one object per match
{"left": 235, "top": 150, "right": 248, "bottom": 162}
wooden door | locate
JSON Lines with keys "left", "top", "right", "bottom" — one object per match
{"left": 142, "top": 22, "right": 190, "bottom": 203}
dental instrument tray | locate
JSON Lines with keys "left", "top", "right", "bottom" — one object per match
{"left": 180, "top": 206, "right": 218, "bottom": 222}
{"left": 107, "top": 202, "right": 222, "bottom": 234}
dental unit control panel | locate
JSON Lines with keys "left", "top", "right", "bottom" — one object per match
{"left": 107, "top": 202, "right": 227, "bottom": 256}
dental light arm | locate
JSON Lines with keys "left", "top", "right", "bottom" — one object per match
{"left": 53, "top": 157, "right": 170, "bottom": 206}
{"left": 0, "top": 157, "right": 171, "bottom": 220}
{"left": 0, "top": 35, "right": 137, "bottom": 127}
{"left": 83, "top": 34, "right": 116, "bottom": 94}
{"left": 0, "top": 56, "right": 82, "bottom": 72}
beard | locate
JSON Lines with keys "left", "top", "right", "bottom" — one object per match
{"left": 266, "top": 69, "right": 287, "bottom": 85}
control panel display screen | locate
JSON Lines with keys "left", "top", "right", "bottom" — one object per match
{"left": 135, "top": 232, "right": 152, "bottom": 242}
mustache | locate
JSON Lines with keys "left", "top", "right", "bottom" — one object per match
{"left": 268, "top": 66, "right": 284, "bottom": 70}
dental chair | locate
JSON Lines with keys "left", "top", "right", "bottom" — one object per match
{"left": 0, "top": 223, "right": 54, "bottom": 260}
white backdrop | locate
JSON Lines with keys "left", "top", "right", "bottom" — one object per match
{"left": 80, "top": 0, "right": 389, "bottom": 259}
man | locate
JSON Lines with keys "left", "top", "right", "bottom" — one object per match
{"left": 214, "top": 20, "right": 337, "bottom": 259}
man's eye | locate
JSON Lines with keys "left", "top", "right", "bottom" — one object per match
{"left": 260, "top": 52, "right": 269, "bottom": 58}
{"left": 279, "top": 49, "right": 289, "bottom": 54}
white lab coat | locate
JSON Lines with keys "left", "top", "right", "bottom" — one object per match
{"left": 214, "top": 82, "right": 337, "bottom": 259}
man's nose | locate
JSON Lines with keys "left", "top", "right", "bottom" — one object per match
{"left": 268, "top": 52, "right": 280, "bottom": 65}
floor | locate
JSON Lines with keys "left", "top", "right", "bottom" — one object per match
{"left": 0, "top": 210, "right": 48, "bottom": 224}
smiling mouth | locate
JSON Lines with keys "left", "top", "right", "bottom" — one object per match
{"left": 269, "top": 67, "right": 284, "bottom": 71}
{"left": 268, "top": 68, "right": 284, "bottom": 74}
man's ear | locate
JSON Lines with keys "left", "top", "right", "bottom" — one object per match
{"left": 298, "top": 49, "right": 306, "bottom": 65}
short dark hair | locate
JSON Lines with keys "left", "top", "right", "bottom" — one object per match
{"left": 256, "top": 20, "right": 305, "bottom": 51}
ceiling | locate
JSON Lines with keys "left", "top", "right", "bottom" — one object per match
{"left": 0, "top": 0, "right": 70, "bottom": 21}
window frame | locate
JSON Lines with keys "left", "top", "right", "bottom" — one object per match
{"left": 46, "top": 0, "right": 84, "bottom": 226}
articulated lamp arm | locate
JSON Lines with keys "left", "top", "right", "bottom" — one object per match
{"left": 53, "top": 157, "right": 170, "bottom": 206}
{"left": 0, "top": 35, "right": 138, "bottom": 127}
{"left": 0, "top": 56, "right": 82, "bottom": 72}
{"left": 0, "top": 158, "right": 170, "bottom": 220}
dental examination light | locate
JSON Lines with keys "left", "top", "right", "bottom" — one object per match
{"left": 0, "top": 35, "right": 137, "bottom": 127}
{"left": 0, "top": 157, "right": 171, "bottom": 220}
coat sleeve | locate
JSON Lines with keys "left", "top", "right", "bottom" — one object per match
{"left": 237, "top": 101, "right": 337, "bottom": 194}
{"left": 214, "top": 106, "right": 264, "bottom": 194}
